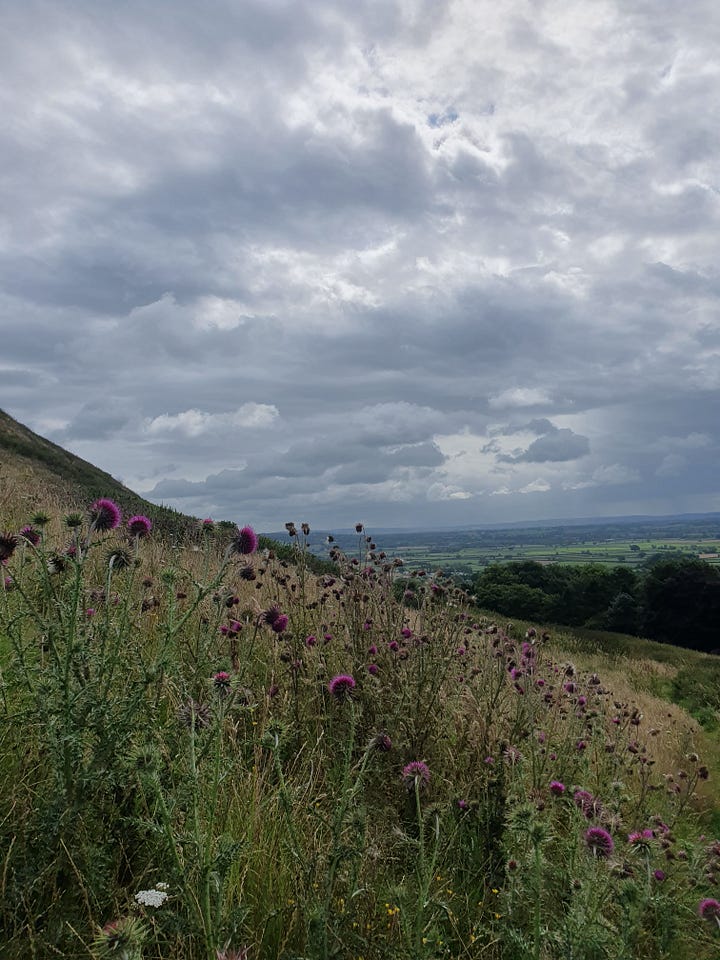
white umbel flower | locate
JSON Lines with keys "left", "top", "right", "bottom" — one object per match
{"left": 135, "top": 886, "right": 169, "bottom": 908}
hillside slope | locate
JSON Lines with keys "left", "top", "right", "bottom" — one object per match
{"left": 0, "top": 407, "right": 198, "bottom": 536}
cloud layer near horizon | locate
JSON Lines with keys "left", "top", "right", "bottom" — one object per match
{"left": 3, "top": 0, "right": 720, "bottom": 529}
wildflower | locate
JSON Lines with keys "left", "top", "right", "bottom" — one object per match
{"left": 371, "top": 733, "right": 392, "bottom": 752}
{"left": 64, "top": 512, "right": 84, "bottom": 529}
{"left": 178, "top": 700, "right": 211, "bottom": 730}
{"left": 3, "top": 576, "right": 13, "bottom": 591}
{"left": 89, "top": 498, "right": 122, "bottom": 532}
{"left": 0, "top": 532, "right": 18, "bottom": 562}
{"left": 402, "top": 761, "right": 431, "bottom": 791}
{"left": 106, "top": 547, "right": 133, "bottom": 570}
{"left": 46, "top": 553, "right": 67, "bottom": 574}
{"left": 367, "top": 663, "right": 379, "bottom": 676}
{"left": 328, "top": 674, "right": 356, "bottom": 701}
{"left": 388, "top": 640, "right": 400, "bottom": 652}
{"left": 20, "top": 525, "right": 41, "bottom": 546}
{"left": 698, "top": 898, "right": 720, "bottom": 926}
{"left": 574, "top": 790, "right": 601, "bottom": 819}
{"left": 401, "top": 628, "right": 413, "bottom": 639}
{"left": 92, "top": 917, "right": 148, "bottom": 959}
{"left": 653, "top": 869, "right": 666, "bottom": 882}
{"left": 231, "top": 525, "right": 258, "bottom": 555}
{"left": 285, "top": 522, "right": 297, "bottom": 536}
{"left": 305, "top": 635, "right": 317, "bottom": 647}
{"left": 628, "top": 829, "right": 654, "bottom": 851}
{"left": 585, "top": 827, "right": 614, "bottom": 858}
{"left": 457, "top": 799, "right": 469, "bottom": 810}
{"left": 260, "top": 605, "right": 287, "bottom": 633}
{"left": 86, "top": 608, "right": 96, "bottom": 619}
{"left": 134, "top": 886, "right": 169, "bottom": 907}
{"left": 503, "top": 746, "right": 522, "bottom": 765}
{"left": 127, "top": 515, "right": 152, "bottom": 538}
{"left": 239, "top": 564, "right": 256, "bottom": 581}
{"left": 212, "top": 671, "right": 232, "bottom": 697}
{"left": 550, "top": 781, "right": 566, "bottom": 796}
{"left": 201, "top": 518, "right": 215, "bottom": 532}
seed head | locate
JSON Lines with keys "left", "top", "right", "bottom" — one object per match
{"left": 178, "top": 700, "right": 212, "bottom": 730}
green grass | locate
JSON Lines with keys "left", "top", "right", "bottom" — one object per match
{"left": 1, "top": 509, "right": 720, "bottom": 960}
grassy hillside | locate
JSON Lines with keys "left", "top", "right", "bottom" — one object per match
{"left": 0, "top": 408, "right": 196, "bottom": 538}
{"left": 1, "top": 421, "right": 719, "bottom": 959}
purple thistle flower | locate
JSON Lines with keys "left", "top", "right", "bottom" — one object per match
{"left": 367, "top": 663, "right": 379, "bottom": 676}
{"left": 127, "top": 515, "right": 152, "bottom": 537}
{"left": 653, "top": 869, "right": 666, "bottom": 882}
{"left": 271, "top": 614, "right": 289, "bottom": 634}
{"left": 20, "top": 525, "right": 41, "bottom": 546}
{"left": 305, "top": 635, "right": 317, "bottom": 647}
{"left": 585, "top": 827, "right": 614, "bottom": 858}
{"left": 628, "top": 828, "right": 654, "bottom": 850}
{"left": 328, "top": 674, "right": 356, "bottom": 701}
{"left": 388, "top": 640, "right": 400, "bottom": 652}
{"left": 262, "top": 605, "right": 283, "bottom": 628}
{"left": 212, "top": 671, "right": 232, "bottom": 696}
{"left": 231, "top": 525, "right": 258, "bottom": 556}
{"left": 550, "top": 781, "right": 566, "bottom": 796}
{"left": 698, "top": 898, "right": 720, "bottom": 924}
{"left": 89, "top": 498, "right": 122, "bottom": 532}
{"left": 574, "top": 790, "right": 600, "bottom": 819}
{"left": 0, "top": 532, "right": 18, "bottom": 563}
{"left": 401, "top": 628, "right": 413, "bottom": 639}
{"left": 371, "top": 732, "right": 392, "bottom": 752}
{"left": 402, "top": 761, "right": 430, "bottom": 791}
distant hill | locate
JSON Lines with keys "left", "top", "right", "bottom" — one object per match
{"left": 0, "top": 408, "right": 198, "bottom": 537}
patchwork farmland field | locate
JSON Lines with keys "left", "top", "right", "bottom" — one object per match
{"left": 305, "top": 516, "right": 720, "bottom": 573}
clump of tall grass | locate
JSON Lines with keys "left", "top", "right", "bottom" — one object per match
{"left": 0, "top": 506, "right": 718, "bottom": 959}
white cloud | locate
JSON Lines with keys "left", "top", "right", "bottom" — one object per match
{"left": 144, "top": 404, "right": 279, "bottom": 437}
{"left": 488, "top": 388, "right": 553, "bottom": 410}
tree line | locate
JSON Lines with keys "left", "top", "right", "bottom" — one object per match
{"left": 471, "top": 556, "right": 720, "bottom": 654}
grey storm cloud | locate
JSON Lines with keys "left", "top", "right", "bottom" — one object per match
{"left": 501, "top": 428, "right": 591, "bottom": 464}
{"left": 2, "top": 0, "right": 720, "bottom": 528}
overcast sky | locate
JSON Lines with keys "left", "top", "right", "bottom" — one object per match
{"left": 2, "top": 0, "right": 719, "bottom": 531}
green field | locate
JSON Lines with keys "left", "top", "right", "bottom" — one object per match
{"left": 307, "top": 519, "right": 720, "bottom": 575}
{"left": 389, "top": 537, "right": 720, "bottom": 571}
